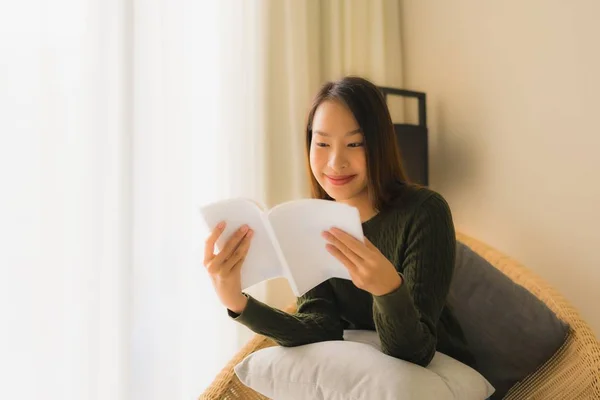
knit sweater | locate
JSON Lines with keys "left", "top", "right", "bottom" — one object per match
{"left": 228, "top": 184, "right": 475, "bottom": 368}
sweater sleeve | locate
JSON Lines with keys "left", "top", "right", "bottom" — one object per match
{"left": 227, "top": 279, "right": 344, "bottom": 347}
{"left": 371, "top": 192, "right": 456, "bottom": 367}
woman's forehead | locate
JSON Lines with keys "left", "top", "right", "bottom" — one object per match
{"left": 312, "top": 100, "right": 360, "bottom": 134}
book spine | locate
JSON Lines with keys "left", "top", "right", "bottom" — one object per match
{"left": 259, "top": 212, "right": 300, "bottom": 297}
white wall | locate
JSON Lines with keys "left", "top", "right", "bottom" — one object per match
{"left": 401, "top": 0, "right": 600, "bottom": 335}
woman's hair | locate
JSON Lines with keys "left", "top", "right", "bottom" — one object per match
{"left": 305, "top": 76, "right": 409, "bottom": 212}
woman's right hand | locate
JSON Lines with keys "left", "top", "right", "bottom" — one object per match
{"left": 203, "top": 222, "right": 254, "bottom": 314}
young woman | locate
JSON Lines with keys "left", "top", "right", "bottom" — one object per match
{"left": 203, "top": 76, "right": 475, "bottom": 368}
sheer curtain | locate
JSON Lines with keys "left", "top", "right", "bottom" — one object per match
{"left": 0, "top": 1, "right": 265, "bottom": 399}
{"left": 0, "top": 0, "right": 405, "bottom": 397}
{"left": 1, "top": 1, "right": 132, "bottom": 399}
{"left": 131, "top": 0, "right": 268, "bottom": 397}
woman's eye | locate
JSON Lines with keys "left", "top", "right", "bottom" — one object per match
{"left": 348, "top": 142, "right": 364, "bottom": 148}
{"left": 314, "top": 142, "right": 363, "bottom": 148}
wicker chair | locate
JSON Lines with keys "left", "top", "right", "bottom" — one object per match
{"left": 200, "top": 232, "right": 600, "bottom": 399}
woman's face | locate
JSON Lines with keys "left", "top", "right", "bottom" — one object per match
{"left": 309, "top": 100, "right": 369, "bottom": 206}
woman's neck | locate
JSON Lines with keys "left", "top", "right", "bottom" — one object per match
{"left": 337, "top": 195, "right": 377, "bottom": 223}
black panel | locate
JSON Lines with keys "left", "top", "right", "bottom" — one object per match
{"left": 395, "top": 123, "right": 428, "bottom": 186}
{"left": 378, "top": 86, "right": 428, "bottom": 186}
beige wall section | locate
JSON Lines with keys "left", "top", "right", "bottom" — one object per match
{"left": 401, "top": 1, "right": 600, "bottom": 335}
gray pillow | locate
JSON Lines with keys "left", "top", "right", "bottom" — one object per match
{"left": 447, "top": 242, "right": 570, "bottom": 399}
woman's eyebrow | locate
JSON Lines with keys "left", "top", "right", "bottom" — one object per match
{"left": 313, "top": 128, "right": 363, "bottom": 137}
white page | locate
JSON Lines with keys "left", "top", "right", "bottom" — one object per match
{"left": 267, "top": 199, "right": 363, "bottom": 297}
{"left": 198, "top": 198, "right": 284, "bottom": 291}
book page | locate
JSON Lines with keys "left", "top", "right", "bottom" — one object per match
{"left": 267, "top": 199, "right": 363, "bottom": 296}
{"left": 198, "top": 198, "right": 284, "bottom": 292}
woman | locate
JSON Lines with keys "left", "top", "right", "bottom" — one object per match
{"left": 203, "top": 76, "right": 475, "bottom": 368}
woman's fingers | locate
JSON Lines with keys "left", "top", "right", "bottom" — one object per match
{"left": 222, "top": 229, "right": 253, "bottom": 272}
{"left": 328, "top": 228, "right": 370, "bottom": 259}
{"left": 229, "top": 230, "right": 254, "bottom": 273}
{"left": 322, "top": 230, "right": 363, "bottom": 266}
{"left": 204, "top": 221, "right": 226, "bottom": 265}
{"left": 326, "top": 243, "right": 359, "bottom": 275}
{"left": 209, "top": 224, "right": 250, "bottom": 272}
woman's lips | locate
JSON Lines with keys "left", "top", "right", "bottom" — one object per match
{"left": 325, "top": 174, "right": 356, "bottom": 186}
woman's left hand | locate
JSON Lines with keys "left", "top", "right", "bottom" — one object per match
{"left": 322, "top": 227, "right": 403, "bottom": 296}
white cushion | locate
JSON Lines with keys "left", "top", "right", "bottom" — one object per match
{"left": 234, "top": 330, "right": 494, "bottom": 400}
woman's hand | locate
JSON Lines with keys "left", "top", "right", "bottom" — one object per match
{"left": 322, "top": 227, "right": 402, "bottom": 296}
{"left": 203, "top": 222, "right": 254, "bottom": 313}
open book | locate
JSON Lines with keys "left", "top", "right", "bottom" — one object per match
{"left": 198, "top": 198, "right": 364, "bottom": 297}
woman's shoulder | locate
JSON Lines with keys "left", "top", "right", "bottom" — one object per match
{"left": 385, "top": 182, "right": 450, "bottom": 215}
{"left": 383, "top": 183, "right": 454, "bottom": 237}
{"left": 365, "top": 182, "right": 453, "bottom": 239}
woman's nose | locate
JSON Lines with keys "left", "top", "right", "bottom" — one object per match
{"left": 328, "top": 152, "right": 348, "bottom": 171}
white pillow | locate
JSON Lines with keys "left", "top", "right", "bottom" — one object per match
{"left": 234, "top": 330, "right": 494, "bottom": 400}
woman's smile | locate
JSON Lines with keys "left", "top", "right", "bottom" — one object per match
{"left": 324, "top": 174, "right": 356, "bottom": 186}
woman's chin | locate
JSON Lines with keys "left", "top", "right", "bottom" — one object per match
{"left": 323, "top": 183, "right": 368, "bottom": 204}
{"left": 324, "top": 187, "right": 354, "bottom": 202}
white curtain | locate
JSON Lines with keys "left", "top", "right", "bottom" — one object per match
{"left": 131, "top": 1, "right": 269, "bottom": 397}
{"left": 0, "top": 0, "right": 266, "bottom": 399}
{"left": 0, "top": 0, "right": 404, "bottom": 398}
{"left": 1, "top": 1, "right": 132, "bottom": 399}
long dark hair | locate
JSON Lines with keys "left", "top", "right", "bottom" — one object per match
{"left": 305, "top": 76, "right": 409, "bottom": 212}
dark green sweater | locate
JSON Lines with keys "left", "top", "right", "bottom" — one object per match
{"left": 229, "top": 184, "right": 475, "bottom": 368}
